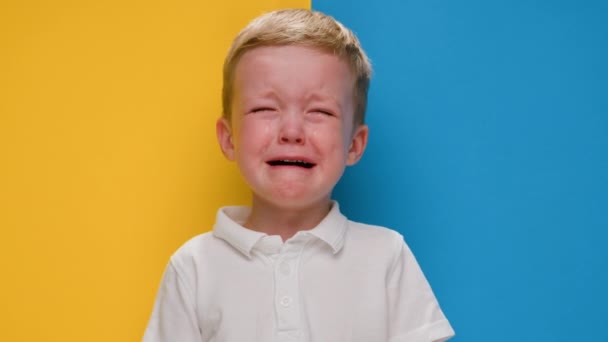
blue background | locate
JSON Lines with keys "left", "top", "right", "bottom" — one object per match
{"left": 316, "top": 0, "right": 608, "bottom": 341}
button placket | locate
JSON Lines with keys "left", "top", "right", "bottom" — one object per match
{"left": 278, "top": 330, "right": 302, "bottom": 342}
{"left": 279, "top": 261, "right": 291, "bottom": 276}
{"left": 274, "top": 249, "right": 302, "bottom": 334}
{"left": 280, "top": 295, "right": 292, "bottom": 307}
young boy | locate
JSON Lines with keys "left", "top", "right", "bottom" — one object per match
{"left": 144, "top": 9, "right": 454, "bottom": 342}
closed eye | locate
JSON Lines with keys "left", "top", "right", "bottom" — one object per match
{"left": 311, "top": 109, "right": 335, "bottom": 116}
{"left": 250, "top": 107, "right": 276, "bottom": 114}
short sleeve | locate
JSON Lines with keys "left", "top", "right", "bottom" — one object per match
{"left": 143, "top": 260, "right": 201, "bottom": 342}
{"left": 386, "top": 236, "right": 455, "bottom": 342}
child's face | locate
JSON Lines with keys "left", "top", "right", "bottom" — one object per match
{"left": 217, "top": 45, "right": 368, "bottom": 210}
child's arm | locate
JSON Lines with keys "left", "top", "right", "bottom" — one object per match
{"left": 143, "top": 260, "right": 200, "bottom": 342}
{"left": 386, "top": 237, "right": 455, "bottom": 342}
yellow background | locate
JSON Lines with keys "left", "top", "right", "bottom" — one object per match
{"left": 0, "top": 0, "right": 309, "bottom": 340}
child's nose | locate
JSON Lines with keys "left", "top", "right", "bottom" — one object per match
{"left": 278, "top": 112, "right": 305, "bottom": 144}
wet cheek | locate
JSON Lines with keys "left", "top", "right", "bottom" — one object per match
{"left": 239, "top": 120, "right": 274, "bottom": 154}
{"left": 263, "top": 121, "right": 272, "bottom": 135}
{"left": 312, "top": 127, "right": 348, "bottom": 158}
{"left": 310, "top": 127, "right": 319, "bottom": 140}
{"left": 310, "top": 124, "right": 337, "bottom": 140}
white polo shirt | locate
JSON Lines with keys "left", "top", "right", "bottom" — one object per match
{"left": 144, "top": 202, "right": 454, "bottom": 342}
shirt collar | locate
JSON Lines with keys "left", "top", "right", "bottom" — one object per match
{"left": 305, "top": 201, "right": 348, "bottom": 254}
{"left": 213, "top": 206, "right": 266, "bottom": 259}
{"left": 213, "top": 201, "right": 348, "bottom": 258}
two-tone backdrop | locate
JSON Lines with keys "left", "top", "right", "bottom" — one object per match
{"left": 1, "top": 0, "right": 606, "bottom": 341}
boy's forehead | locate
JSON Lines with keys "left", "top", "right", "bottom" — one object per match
{"left": 234, "top": 46, "right": 354, "bottom": 100}
{"left": 236, "top": 45, "right": 353, "bottom": 74}
{"left": 234, "top": 45, "right": 355, "bottom": 86}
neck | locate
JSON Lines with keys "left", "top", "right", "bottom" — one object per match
{"left": 244, "top": 195, "right": 332, "bottom": 241}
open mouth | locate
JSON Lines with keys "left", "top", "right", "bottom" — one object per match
{"left": 267, "top": 159, "right": 316, "bottom": 169}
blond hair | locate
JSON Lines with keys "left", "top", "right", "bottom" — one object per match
{"left": 222, "top": 8, "right": 372, "bottom": 125}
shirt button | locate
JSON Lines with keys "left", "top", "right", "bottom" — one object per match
{"left": 280, "top": 261, "right": 291, "bottom": 276}
{"left": 280, "top": 296, "right": 292, "bottom": 307}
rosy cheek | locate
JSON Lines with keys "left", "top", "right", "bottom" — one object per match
{"left": 240, "top": 119, "right": 275, "bottom": 151}
{"left": 312, "top": 125, "right": 346, "bottom": 156}
{"left": 262, "top": 120, "right": 273, "bottom": 136}
{"left": 309, "top": 126, "right": 320, "bottom": 140}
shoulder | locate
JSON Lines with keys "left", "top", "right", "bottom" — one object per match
{"left": 346, "top": 219, "right": 405, "bottom": 247}
{"left": 167, "top": 232, "right": 227, "bottom": 277}
{"left": 172, "top": 231, "right": 215, "bottom": 257}
{"left": 343, "top": 219, "right": 408, "bottom": 263}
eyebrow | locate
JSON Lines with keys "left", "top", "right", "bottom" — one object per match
{"left": 239, "top": 90, "right": 281, "bottom": 105}
{"left": 305, "top": 93, "right": 342, "bottom": 112}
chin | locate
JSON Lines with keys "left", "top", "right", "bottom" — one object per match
{"left": 259, "top": 188, "right": 332, "bottom": 209}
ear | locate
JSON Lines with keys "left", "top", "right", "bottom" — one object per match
{"left": 346, "top": 124, "right": 369, "bottom": 166}
{"left": 216, "top": 117, "right": 235, "bottom": 161}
